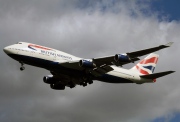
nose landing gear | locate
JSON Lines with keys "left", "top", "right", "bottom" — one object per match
{"left": 20, "top": 62, "right": 25, "bottom": 71}
{"left": 20, "top": 66, "right": 25, "bottom": 71}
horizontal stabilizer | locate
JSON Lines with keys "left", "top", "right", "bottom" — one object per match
{"left": 140, "top": 71, "right": 175, "bottom": 79}
{"left": 165, "top": 42, "right": 173, "bottom": 47}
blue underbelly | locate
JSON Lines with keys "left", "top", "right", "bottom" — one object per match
{"left": 96, "top": 74, "right": 133, "bottom": 83}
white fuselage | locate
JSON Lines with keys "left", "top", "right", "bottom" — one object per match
{"left": 3, "top": 42, "right": 153, "bottom": 84}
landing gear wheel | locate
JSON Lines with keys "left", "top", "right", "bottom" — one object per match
{"left": 88, "top": 80, "right": 93, "bottom": 84}
{"left": 70, "top": 85, "right": 75, "bottom": 89}
{"left": 19, "top": 62, "right": 25, "bottom": 71}
{"left": 20, "top": 66, "right": 25, "bottom": 71}
{"left": 69, "top": 82, "right": 75, "bottom": 89}
{"left": 82, "top": 82, "right": 87, "bottom": 87}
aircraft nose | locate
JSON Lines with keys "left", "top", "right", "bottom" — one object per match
{"left": 3, "top": 47, "right": 8, "bottom": 53}
{"left": 3, "top": 46, "right": 11, "bottom": 54}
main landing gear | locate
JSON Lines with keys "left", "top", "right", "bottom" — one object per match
{"left": 20, "top": 62, "right": 25, "bottom": 71}
{"left": 80, "top": 80, "right": 93, "bottom": 87}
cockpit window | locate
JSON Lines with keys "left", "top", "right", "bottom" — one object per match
{"left": 16, "top": 42, "right": 22, "bottom": 44}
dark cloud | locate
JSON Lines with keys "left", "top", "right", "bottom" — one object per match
{"left": 0, "top": 0, "right": 180, "bottom": 122}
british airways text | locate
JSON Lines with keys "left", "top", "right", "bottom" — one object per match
{"left": 41, "top": 50, "right": 72, "bottom": 60}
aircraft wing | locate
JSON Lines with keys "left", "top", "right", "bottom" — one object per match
{"left": 93, "top": 56, "right": 139, "bottom": 66}
{"left": 59, "top": 42, "right": 173, "bottom": 76}
{"left": 60, "top": 61, "right": 114, "bottom": 76}
{"left": 93, "top": 42, "right": 173, "bottom": 66}
{"left": 126, "top": 42, "right": 173, "bottom": 58}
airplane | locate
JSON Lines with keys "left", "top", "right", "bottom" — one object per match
{"left": 3, "top": 42, "right": 175, "bottom": 90}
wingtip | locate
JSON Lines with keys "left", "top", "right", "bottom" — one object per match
{"left": 167, "top": 70, "right": 176, "bottom": 74}
{"left": 165, "top": 42, "right": 174, "bottom": 47}
{"left": 170, "top": 71, "right": 176, "bottom": 73}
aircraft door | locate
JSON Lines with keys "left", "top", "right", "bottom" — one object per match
{"left": 30, "top": 50, "right": 35, "bottom": 56}
{"left": 52, "top": 51, "right": 56, "bottom": 62}
{"left": 17, "top": 48, "right": 25, "bottom": 55}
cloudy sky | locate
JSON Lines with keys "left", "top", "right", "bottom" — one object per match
{"left": 0, "top": 0, "right": 180, "bottom": 122}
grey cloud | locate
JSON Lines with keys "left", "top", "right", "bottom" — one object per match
{"left": 0, "top": 0, "right": 180, "bottom": 122}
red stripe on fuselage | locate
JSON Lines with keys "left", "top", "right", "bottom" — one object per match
{"left": 28, "top": 44, "right": 52, "bottom": 50}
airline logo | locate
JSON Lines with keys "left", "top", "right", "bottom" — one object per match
{"left": 136, "top": 56, "right": 158, "bottom": 75}
{"left": 28, "top": 44, "right": 72, "bottom": 60}
{"left": 28, "top": 44, "right": 52, "bottom": 51}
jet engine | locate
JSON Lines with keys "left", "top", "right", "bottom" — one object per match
{"left": 50, "top": 83, "right": 65, "bottom": 90}
{"left": 79, "top": 59, "right": 96, "bottom": 68}
{"left": 114, "top": 54, "right": 131, "bottom": 62}
{"left": 43, "top": 75, "right": 59, "bottom": 84}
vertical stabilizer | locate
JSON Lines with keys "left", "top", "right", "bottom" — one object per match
{"left": 130, "top": 53, "right": 159, "bottom": 75}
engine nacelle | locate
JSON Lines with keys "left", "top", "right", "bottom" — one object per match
{"left": 50, "top": 83, "right": 65, "bottom": 90}
{"left": 114, "top": 54, "right": 131, "bottom": 62}
{"left": 43, "top": 75, "right": 59, "bottom": 84}
{"left": 79, "top": 59, "right": 96, "bottom": 68}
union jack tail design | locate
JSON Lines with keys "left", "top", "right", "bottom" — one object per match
{"left": 130, "top": 53, "right": 159, "bottom": 75}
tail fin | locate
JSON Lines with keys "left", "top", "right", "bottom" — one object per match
{"left": 130, "top": 53, "right": 159, "bottom": 75}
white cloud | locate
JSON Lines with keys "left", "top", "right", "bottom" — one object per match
{"left": 0, "top": 0, "right": 180, "bottom": 122}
